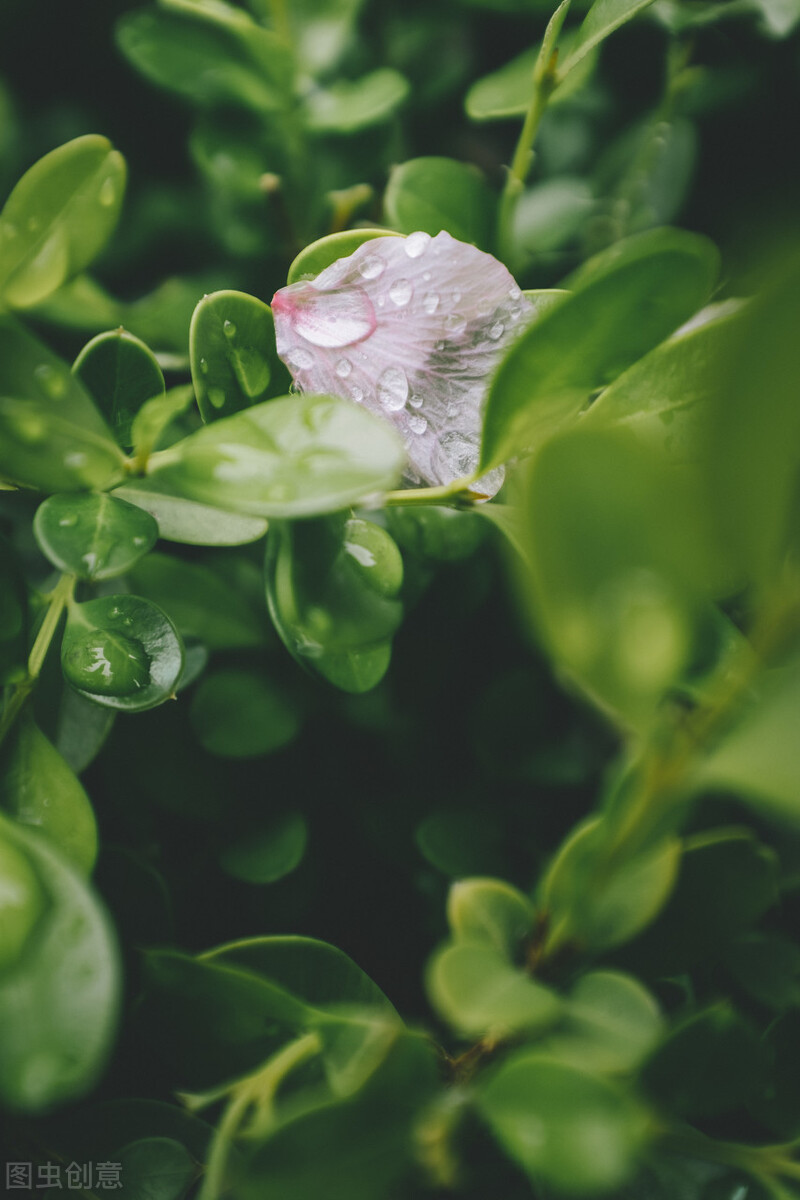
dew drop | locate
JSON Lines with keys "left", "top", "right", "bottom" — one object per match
{"left": 63, "top": 630, "right": 150, "bottom": 697}
{"left": 359, "top": 255, "right": 385, "bottom": 280}
{"left": 281, "top": 285, "right": 376, "bottom": 349}
{"left": 422, "top": 271, "right": 432, "bottom": 282}
{"left": 450, "top": 289, "right": 462, "bottom": 305}
{"left": 423, "top": 292, "right": 440, "bottom": 315}
{"left": 377, "top": 365, "right": 408, "bottom": 412}
{"left": 409, "top": 394, "right": 424, "bottom": 409}
{"left": 223, "top": 319, "right": 237, "bottom": 339}
{"left": 34, "top": 363, "right": 66, "bottom": 399}
{"left": 132, "top": 536, "right": 146, "bottom": 547}
{"left": 509, "top": 286, "right": 522, "bottom": 300}
{"left": 335, "top": 358, "right": 352, "bottom": 378}
{"left": 408, "top": 414, "right": 428, "bottom": 435}
{"left": 477, "top": 297, "right": 493, "bottom": 317}
{"left": 13, "top": 415, "right": 46, "bottom": 444}
{"left": 99, "top": 177, "right": 116, "bottom": 207}
{"left": 488, "top": 321, "right": 505, "bottom": 340}
{"left": 351, "top": 385, "right": 364, "bottom": 402}
{"left": 208, "top": 387, "right": 226, "bottom": 409}
{"left": 64, "top": 452, "right": 88, "bottom": 469}
{"left": 288, "top": 347, "right": 313, "bottom": 370}
{"left": 404, "top": 231, "right": 430, "bottom": 258}
{"left": 199, "top": 357, "right": 209, "bottom": 375}
{"left": 58, "top": 514, "right": 77, "bottom": 528}
{"left": 445, "top": 314, "right": 467, "bottom": 336}
{"left": 389, "top": 278, "right": 413, "bottom": 307}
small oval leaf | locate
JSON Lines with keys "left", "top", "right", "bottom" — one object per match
{"left": 34, "top": 492, "right": 158, "bottom": 581}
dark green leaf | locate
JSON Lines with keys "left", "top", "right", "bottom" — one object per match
{"left": 116, "top": 1137, "right": 197, "bottom": 1200}
{"left": 304, "top": 69, "right": 410, "bottom": 133}
{"left": 112, "top": 477, "right": 268, "bottom": 545}
{"left": 724, "top": 933, "right": 800, "bottom": 1011}
{"left": 147, "top": 394, "right": 405, "bottom": 518}
{"left": 62, "top": 594, "right": 184, "bottom": 712}
{"left": 0, "top": 814, "right": 120, "bottom": 1112}
{"left": 384, "top": 505, "right": 487, "bottom": 562}
{"left": 415, "top": 809, "right": 506, "bottom": 878}
{"left": 0, "top": 533, "right": 28, "bottom": 685}
{"left": 34, "top": 492, "right": 158, "bottom": 581}
{"left": 73, "top": 328, "right": 165, "bottom": 449}
{"left": 190, "top": 668, "right": 302, "bottom": 757}
{"left": 53, "top": 686, "right": 115, "bottom": 774}
{"left": 560, "top": 0, "right": 658, "bottom": 76}
{"left": 0, "top": 135, "right": 126, "bottom": 309}
{"left": 383, "top": 157, "right": 496, "bottom": 250}
{"left": 220, "top": 812, "right": 307, "bottom": 883}
{"left": 191, "top": 290, "right": 290, "bottom": 422}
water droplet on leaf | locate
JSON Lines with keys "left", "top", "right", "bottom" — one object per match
{"left": 99, "top": 177, "right": 117, "bottom": 207}
{"left": 63, "top": 628, "right": 150, "bottom": 697}
{"left": 208, "top": 387, "right": 226, "bottom": 409}
{"left": 223, "top": 319, "right": 237, "bottom": 338}
{"left": 34, "top": 363, "right": 66, "bottom": 399}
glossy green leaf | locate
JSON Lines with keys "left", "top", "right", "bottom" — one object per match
{"left": 542, "top": 816, "right": 681, "bottom": 950}
{"left": 514, "top": 176, "right": 596, "bottom": 257}
{"left": 191, "top": 290, "right": 290, "bottom": 423}
{"left": 220, "top": 812, "right": 307, "bottom": 883}
{"left": 190, "top": 668, "right": 302, "bottom": 757}
{"left": 287, "top": 230, "right": 402, "bottom": 285}
{"left": 0, "top": 825, "right": 48, "bottom": 974}
{"left": 0, "top": 135, "right": 126, "bottom": 309}
{"left": 384, "top": 504, "right": 487, "bottom": 562}
{"left": 127, "top": 552, "right": 266, "bottom": 650}
{"left": 73, "top": 328, "right": 165, "bottom": 449}
{"left": 147, "top": 393, "right": 405, "bottom": 518}
{"left": 478, "top": 1053, "right": 648, "bottom": 1194}
{"left": 62, "top": 594, "right": 184, "bottom": 712}
{"left": 0, "top": 534, "right": 28, "bottom": 685}
{"left": 383, "top": 157, "right": 496, "bottom": 250}
{"left": 0, "top": 714, "right": 98, "bottom": 875}
{"left": 560, "top": 0, "right": 658, "bottom": 76}
{"left": 52, "top": 685, "right": 116, "bottom": 775}
{"left": 116, "top": 1, "right": 292, "bottom": 112}
{"left": 480, "top": 227, "right": 719, "bottom": 471}
{"left": 0, "top": 314, "right": 125, "bottom": 493}
{"left": 427, "top": 942, "right": 561, "bottom": 1037}
{"left": 0, "top": 814, "right": 120, "bottom": 1112}
{"left": 446, "top": 877, "right": 535, "bottom": 958}
{"left": 466, "top": 32, "right": 598, "bottom": 121}
{"left": 538, "top": 971, "right": 663, "bottom": 1074}
{"left": 116, "top": 1137, "right": 198, "bottom": 1200}
{"left": 34, "top": 492, "right": 158, "bottom": 581}
{"left": 130, "top": 384, "right": 196, "bottom": 461}
{"left": 304, "top": 69, "right": 410, "bottom": 133}
{"left": 313, "top": 641, "right": 394, "bottom": 694}
{"left": 112, "top": 478, "right": 268, "bottom": 545}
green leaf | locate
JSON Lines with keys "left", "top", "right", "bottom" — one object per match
{"left": 466, "top": 32, "right": 598, "bottom": 121}
{"left": 72, "top": 328, "right": 165, "bottom": 449}
{"left": 0, "top": 534, "right": 28, "bottom": 685}
{"left": 538, "top": 971, "right": 663, "bottom": 1074}
{"left": 415, "top": 809, "right": 506, "bottom": 878}
{"left": 52, "top": 686, "right": 116, "bottom": 775}
{"left": 0, "top": 814, "right": 120, "bottom": 1112}
{"left": 147, "top": 394, "right": 405, "bottom": 519}
{"left": 304, "top": 69, "right": 410, "bottom": 133}
{"left": 446, "top": 877, "right": 535, "bottom": 958}
{"left": 0, "top": 714, "right": 98, "bottom": 876}
{"left": 427, "top": 942, "right": 561, "bottom": 1037}
{"left": 190, "top": 668, "right": 303, "bottom": 757}
{"left": 116, "top": 1, "right": 293, "bottom": 112}
{"left": 61, "top": 594, "right": 184, "bottom": 712}
{"left": 191, "top": 290, "right": 290, "bottom": 423}
{"left": 642, "top": 1005, "right": 768, "bottom": 1118}
{"left": 220, "top": 812, "right": 307, "bottom": 883}
{"left": 384, "top": 505, "right": 487, "bottom": 562}
{"left": 480, "top": 227, "right": 719, "bottom": 472}
{"left": 560, "top": 0, "right": 658, "bottom": 77}
{"left": 112, "top": 477, "right": 268, "bottom": 545}
{"left": 127, "top": 552, "right": 266, "bottom": 650}
{"left": 542, "top": 816, "right": 681, "bottom": 951}
{"left": 131, "top": 384, "right": 196, "bottom": 461}
{"left": 287, "top": 230, "right": 403, "bottom": 285}
{"left": 311, "top": 641, "right": 393, "bottom": 693}
{"left": 116, "top": 1137, "right": 198, "bottom": 1200}
{"left": 383, "top": 157, "right": 496, "bottom": 250}
{"left": 0, "top": 824, "right": 48, "bottom": 974}
{"left": 0, "top": 314, "right": 125, "bottom": 493}
{"left": 514, "top": 176, "right": 596, "bottom": 258}
{"left": 477, "top": 1053, "right": 649, "bottom": 1194}
{"left": 0, "top": 135, "right": 126, "bottom": 309}
{"left": 724, "top": 932, "right": 800, "bottom": 1011}
{"left": 34, "top": 492, "right": 158, "bottom": 581}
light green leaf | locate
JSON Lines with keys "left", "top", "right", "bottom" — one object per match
{"left": 73, "top": 328, "right": 165, "bottom": 449}
{"left": 190, "top": 669, "right": 302, "bottom": 757}
{"left": 538, "top": 971, "right": 663, "bottom": 1073}
{"left": 383, "top": 157, "right": 496, "bottom": 250}
{"left": 304, "top": 69, "right": 410, "bottom": 133}
{"left": 560, "top": 0, "right": 657, "bottom": 77}
{"left": 190, "top": 290, "right": 290, "bottom": 421}
{"left": 446, "top": 877, "right": 535, "bottom": 958}
{"left": 466, "top": 31, "right": 598, "bottom": 121}
{"left": 287, "top": 230, "right": 402, "bottom": 284}
{"left": 112, "top": 477, "right": 268, "bottom": 546}
{"left": 427, "top": 942, "right": 561, "bottom": 1037}
{"left": 34, "top": 492, "right": 158, "bottom": 581}
{"left": 147, "top": 394, "right": 405, "bottom": 519}
{"left": 0, "top": 824, "right": 48, "bottom": 974}
{"left": 0, "top": 135, "right": 126, "bottom": 309}
{"left": 131, "top": 385, "right": 196, "bottom": 461}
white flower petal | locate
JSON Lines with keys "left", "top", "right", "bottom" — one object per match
{"left": 272, "top": 230, "right": 532, "bottom": 493}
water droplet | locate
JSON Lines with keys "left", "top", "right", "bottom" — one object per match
{"left": 335, "top": 358, "right": 352, "bottom": 378}
{"left": 450, "top": 289, "right": 462, "bottom": 305}
{"left": 288, "top": 347, "right": 313, "bottom": 370}
{"left": 223, "top": 319, "right": 237, "bottom": 338}
{"left": 13, "top": 415, "right": 46, "bottom": 444}
{"left": 509, "top": 286, "right": 522, "bottom": 300}
{"left": 477, "top": 297, "right": 493, "bottom": 317}
{"left": 199, "top": 357, "right": 209, "bottom": 375}
{"left": 359, "top": 255, "right": 385, "bottom": 280}
{"left": 64, "top": 452, "right": 88, "bottom": 469}
{"left": 109, "top": 607, "right": 122, "bottom": 618}
{"left": 439, "top": 431, "right": 480, "bottom": 478}
{"left": 389, "top": 278, "right": 413, "bottom": 307}
{"left": 231, "top": 346, "right": 270, "bottom": 399}
{"left": 422, "top": 271, "right": 432, "bottom": 282}
{"left": 408, "top": 414, "right": 428, "bottom": 435}
{"left": 488, "top": 321, "right": 505, "bottom": 340}
{"left": 58, "top": 514, "right": 77, "bottom": 527}
{"left": 99, "top": 177, "right": 116, "bottom": 207}
{"left": 404, "top": 231, "right": 430, "bottom": 258}
{"left": 445, "top": 314, "right": 466, "bottom": 336}
{"left": 278, "top": 284, "right": 376, "bottom": 350}
{"left": 34, "top": 363, "right": 66, "bottom": 399}
{"left": 132, "top": 536, "right": 146, "bottom": 547}
{"left": 423, "top": 292, "right": 440, "bottom": 314}
{"left": 63, "top": 629, "right": 150, "bottom": 697}
{"left": 409, "top": 394, "right": 424, "bottom": 409}
{"left": 344, "top": 541, "right": 376, "bottom": 567}
{"left": 351, "top": 385, "right": 364, "bottom": 402}
{"left": 377, "top": 365, "right": 408, "bottom": 412}
{"left": 208, "top": 387, "right": 226, "bottom": 409}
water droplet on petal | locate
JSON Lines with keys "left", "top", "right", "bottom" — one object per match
{"left": 34, "top": 363, "right": 66, "bottom": 399}
{"left": 377, "top": 365, "right": 409, "bottom": 412}
{"left": 488, "top": 321, "right": 505, "bottom": 340}
{"left": 509, "top": 286, "right": 522, "bottom": 300}
{"left": 99, "top": 177, "right": 117, "bottom": 207}
{"left": 423, "top": 292, "right": 440, "bottom": 314}
{"left": 335, "top": 358, "right": 352, "bottom": 378}
{"left": 439, "top": 431, "right": 480, "bottom": 479}
{"left": 223, "top": 319, "right": 237, "bottom": 338}
{"left": 359, "top": 255, "right": 385, "bottom": 280}
{"left": 409, "top": 394, "right": 424, "bottom": 409}
{"left": 450, "top": 290, "right": 462, "bottom": 305}
{"left": 422, "top": 271, "right": 432, "bottom": 282}
{"left": 389, "top": 278, "right": 413, "bottom": 307}
{"left": 404, "top": 231, "right": 430, "bottom": 258}
{"left": 351, "top": 385, "right": 364, "bottom": 402}
{"left": 208, "top": 387, "right": 226, "bottom": 409}
{"left": 445, "top": 314, "right": 466, "bottom": 336}
{"left": 277, "top": 284, "right": 376, "bottom": 350}
{"left": 287, "top": 347, "right": 313, "bottom": 369}
{"left": 408, "top": 414, "right": 427, "bottom": 435}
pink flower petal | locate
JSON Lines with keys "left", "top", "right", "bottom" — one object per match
{"left": 272, "top": 231, "right": 532, "bottom": 495}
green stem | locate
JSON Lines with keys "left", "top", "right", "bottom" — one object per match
{"left": 497, "top": 57, "right": 558, "bottom": 266}
{"left": 267, "top": 0, "right": 291, "bottom": 42}
{"left": 382, "top": 479, "right": 482, "bottom": 509}
{"left": 663, "top": 1128, "right": 800, "bottom": 1187}
{"left": 0, "top": 573, "right": 75, "bottom": 748}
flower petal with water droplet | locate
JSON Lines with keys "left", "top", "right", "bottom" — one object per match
{"left": 272, "top": 230, "right": 533, "bottom": 494}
